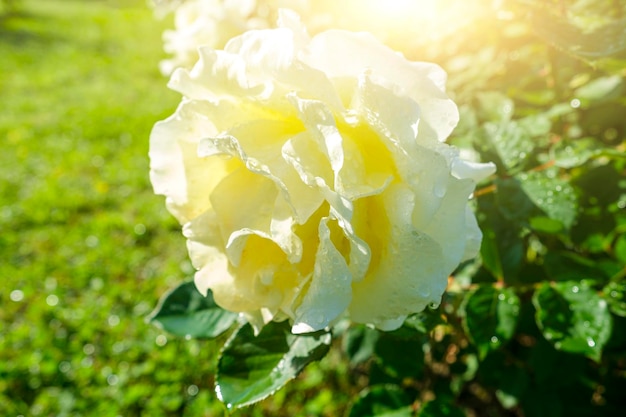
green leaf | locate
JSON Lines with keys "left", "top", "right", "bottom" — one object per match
{"left": 478, "top": 351, "right": 529, "bottom": 409}
{"left": 478, "top": 193, "right": 525, "bottom": 282}
{"left": 148, "top": 281, "right": 237, "bottom": 339}
{"left": 484, "top": 120, "right": 534, "bottom": 171}
{"left": 531, "top": 7, "right": 626, "bottom": 61}
{"left": 348, "top": 385, "right": 413, "bottom": 417}
{"left": 495, "top": 177, "right": 537, "bottom": 222}
{"left": 462, "top": 286, "right": 520, "bottom": 359}
{"left": 551, "top": 137, "right": 601, "bottom": 169}
{"left": 529, "top": 216, "right": 564, "bottom": 234}
{"left": 419, "top": 397, "right": 465, "bottom": 417}
{"left": 476, "top": 91, "right": 514, "bottom": 122}
{"left": 614, "top": 234, "right": 626, "bottom": 265}
{"left": 216, "top": 321, "right": 331, "bottom": 409}
{"left": 374, "top": 332, "right": 425, "bottom": 380}
{"left": 533, "top": 281, "right": 613, "bottom": 362}
{"left": 342, "top": 325, "right": 380, "bottom": 365}
{"left": 517, "top": 170, "right": 578, "bottom": 229}
{"left": 543, "top": 251, "right": 606, "bottom": 282}
{"left": 402, "top": 309, "right": 447, "bottom": 334}
{"left": 603, "top": 281, "right": 626, "bottom": 317}
{"left": 575, "top": 75, "right": 623, "bottom": 103}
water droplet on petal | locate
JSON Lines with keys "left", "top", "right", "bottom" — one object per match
{"left": 433, "top": 183, "right": 446, "bottom": 198}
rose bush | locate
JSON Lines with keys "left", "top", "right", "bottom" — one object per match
{"left": 150, "top": 10, "right": 495, "bottom": 333}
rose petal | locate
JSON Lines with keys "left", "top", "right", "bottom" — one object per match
{"left": 350, "top": 184, "right": 447, "bottom": 328}
{"left": 292, "top": 217, "right": 352, "bottom": 333}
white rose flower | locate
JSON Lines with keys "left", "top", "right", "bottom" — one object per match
{"left": 150, "top": 10, "right": 495, "bottom": 333}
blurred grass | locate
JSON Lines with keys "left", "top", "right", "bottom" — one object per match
{"left": 0, "top": 1, "right": 354, "bottom": 415}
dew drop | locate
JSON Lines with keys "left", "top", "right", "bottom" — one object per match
{"left": 108, "top": 315, "right": 120, "bottom": 327}
{"left": 46, "top": 294, "right": 59, "bottom": 306}
{"left": 58, "top": 361, "right": 71, "bottom": 373}
{"left": 85, "top": 235, "right": 99, "bottom": 248}
{"left": 155, "top": 335, "right": 167, "bottom": 347}
{"left": 490, "top": 336, "right": 499, "bottom": 344}
{"left": 433, "top": 183, "right": 446, "bottom": 198}
{"left": 10, "top": 289, "right": 24, "bottom": 302}
{"left": 498, "top": 293, "right": 506, "bottom": 301}
{"left": 81, "top": 357, "right": 93, "bottom": 368}
{"left": 586, "top": 337, "right": 596, "bottom": 348}
{"left": 83, "top": 344, "right": 95, "bottom": 355}
{"left": 107, "top": 374, "right": 119, "bottom": 386}
{"left": 583, "top": 321, "right": 591, "bottom": 328}
{"left": 187, "top": 384, "right": 199, "bottom": 396}
{"left": 571, "top": 286, "right": 580, "bottom": 293}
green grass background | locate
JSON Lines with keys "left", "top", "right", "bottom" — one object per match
{"left": 0, "top": 1, "right": 353, "bottom": 415}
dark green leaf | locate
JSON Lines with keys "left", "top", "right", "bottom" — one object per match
{"left": 484, "top": 121, "right": 534, "bottom": 170}
{"left": 543, "top": 251, "right": 607, "bottom": 282}
{"left": 348, "top": 385, "right": 414, "bottom": 417}
{"left": 418, "top": 397, "right": 465, "bottom": 417}
{"left": 479, "top": 351, "right": 529, "bottom": 409}
{"left": 551, "top": 137, "right": 601, "bottom": 169}
{"left": 614, "top": 234, "right": 626, "bottom": 265}
{"left": 533, "top": 281, "right": 613, "bottom": 362}
{"left": 480, "top": 227, "right": 503, "bottom": 280}
{"left": 343, "top": 325, "right": 380, "bottom": 365}
{"left": 531, "top": 7, "right": 626, "bottom": 60}
{"left": 216, "top": 321, "right": 331, "bottom": 409}
{"left": 148, "top": 281, "right": 237, "bottom": 339}
{"left": 478, "top": 193, "right": 525, "bottom": 282}
{"left": 517, "top": 171, "right": 578, "bottom": 229}
{"left": 375, "top": 332, "right": 425, "bottom": 380}
{"left": 402, "top": 310, "right": 447, "bottom": 334}
{"left": 462, "top": 286, "right": 520, "bottom": 359}
{"left": 603, "top": 281, "right": 626, "bottom": 317}
{"left": 495, "top": 177, "right": 538, "bottom": 222}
